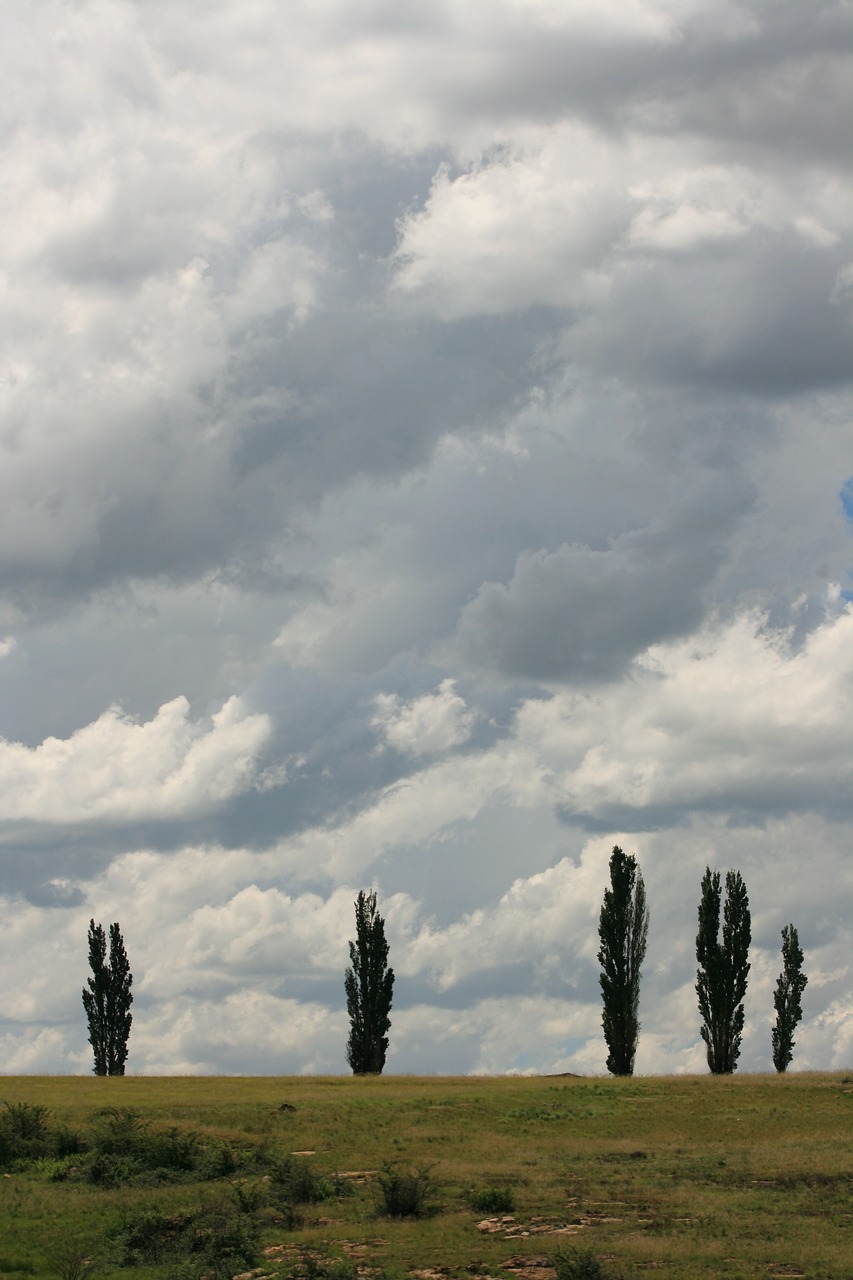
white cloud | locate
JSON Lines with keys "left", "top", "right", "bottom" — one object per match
{"left": 372, "top": 679, "right": 476, "bottom": 758}
{"left": 0, "top": 696, "right": 271, "bottom": 823}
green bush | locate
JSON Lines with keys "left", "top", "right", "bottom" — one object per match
{"left": 0, "top": 1101, "right": 53, "bottom": 1166}
{"left": 553, "top": 1246, "right": 624, "bottom": 1280}
{"left": 84, "top": 1110, "right": 238, "bottom": 1187}
{"left": 270, "top": 1155, "right": 336, "bottom": 1204}
{"left": 111, "top": 1208, "right": 182, "bottom": 1264}
{"left": 110, "top": 1197, "right": 257, "bottom": 1275}
{"left": 468, "top": 1184, "right": 515, "bottom": 1214}
{"left": 32, "top": 1154, "right": 78, "bottom": 1182}
{"left": 373, "top": 1162, "right": 434, "bottom": 1217}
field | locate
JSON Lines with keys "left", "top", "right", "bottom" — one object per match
{"left": 0, "top": 1072, "right": 850, "bottom": 1280}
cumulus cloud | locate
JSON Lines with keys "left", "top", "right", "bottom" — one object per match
{"left": 372, "top": 679, "right": 477, "bottom": 757}
{"left": 0, "top": 696, "right": 271, "bottom": 824}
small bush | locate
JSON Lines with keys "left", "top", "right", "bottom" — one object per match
{"left": 84, "top": 1112, "right": 235, "bottom": 1187}
{"left": 270, "top": 1155, "right": 335, "bottom": 1204}
{"left": 195, "top": 1137, "right": 237, "bottom": 1180}
{"left": 374, "top": 1162, "right": 434, "bottom": 1218}
{"left": 93, "top": 1108, "right": 145, "bottom": 1154}
{"left": 110, "top": 1197, "right": 257, "bottom": 1275}
{"left": 2, "top": 1102, "right": 50, "bottom": 1140}
{"left": 51, "top": 1246, "right": 97, "bottom": 1280}
{"left": 468, "top": 1184, "right": 515, "bottom": 1214}
{"left": 181, "top": 1196, "right": 258, "bottom": 1277}
{"left": 0, "top": 1101, "right": 53, "bottom": 1166}
{"left": 32, "top": 1155, "right": 78, "bottom": 1182}
{"left": 53, "top": 1125, "right": 87, "bottom": 1158}
{"left": 111, "top": 1209, "right": 182, "bottom": 1264}
{"left": 553, "top": 1246, "right": 624, "bottom": 1280}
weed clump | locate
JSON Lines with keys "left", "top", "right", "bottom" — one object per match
{"left": 83, "top": 1109, "right": 238, "bottom": 1188}
{"left": 110, "top": 1196, "right": 258, "bottom": 1276}
{"left": 468, "top": 1184, "right": 515, "bottom": 1214}
{"left": 0, "top": 1102, "right": 55, "bottom": 1166}
{"left": 373, "top": 1162, "right": 434, "bottom": 1217}
{"left": 553, "top": 1245, "right": 625, "bottom": 1280}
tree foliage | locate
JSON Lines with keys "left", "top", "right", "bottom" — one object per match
{"left": 772, "top": 923, "right": 807, "bottom": 1073}
{"left": 695, "top": 867, "right": 750, "bottom": 1073}
{"left": 82, "top": 919, "right": 133, "bottom": 1076}
{"left": 345, "top": 890, "right": 394, "bottom": 1075}
{"left": 597, "top": 845, "right": 649, "bottom": 1076}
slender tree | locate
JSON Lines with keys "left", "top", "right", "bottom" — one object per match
{"left": 695, "top": 867, "right": 751, "bottom": 1073}
{"left": 82, "top": 919, "right": 133, "bottom": 1076}
{"left": 345, "top": 890, "right": 394, "bottom": 1074}
{"left": 597, "top": 845, "right": 649, "bottom": 1075}
{"left": 772, "top": 923, "right": 807, "bottom": 1073}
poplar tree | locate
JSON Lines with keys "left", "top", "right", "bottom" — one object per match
{"left": 597, "top": 845, "right": 649, "bottom": 1076}
{"left": 82, "top": 919, "right": 133, "bottom": 1076}
{"left": 345, "top": 890, "right": 394, "bottom": 1074}
{"left": 695, "top": 868, "right": 750, "bottom": 1073}
{"left": 772, "top": 923, "right": 807, "bottom": 1073}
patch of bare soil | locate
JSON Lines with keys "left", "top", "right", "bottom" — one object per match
{"left": 502, "top": 1253, "right": 555, "bottom": 1280}
{"left": 338, "top": 1169, "right": 376, "bottom": 1183}
{"left": 341, "top": 1240, "right": 388, "bottom": 1256}
{"left": 765, "top": 1267, "right": 805, "bottom": 1277}
{"left": 477, "top": 1214, "right": 591, "bottom": 1239}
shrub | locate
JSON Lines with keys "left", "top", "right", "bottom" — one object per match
{"left": 85, "top": 1111, "right": 235, "bottom": 1187}
{"left": 0, "top": 1102, "right": 53, "bottom": 1166}
{"left": 32, "top": 1155, "right": 78, "bottom": 1182}
{"left": 2, "top": 1102, "right": 50, "bottom": 1140}
{"left": 181, "top": 1196, "right": 258, "bottom": 1277}
{"left": 468, "top": 1185, "right": 515, "bottom": 1214}
{"left": 111, "top": 1208, "right": 182, "bottom": 1264}
{"left": 53, "top": 1125, "right": 87, "bottom": 1158}
{"left": 110, "top": 1197, "right": 257, "bottom": 1275}
{"left": 374, "top": 1162, "right": 434, "bottom": 1217}
{"left": 270, "top": 1155, "right": 335, "bottom": 1204}
{"left": 553, "top": 1246, "right": 624, "bottom": 1280}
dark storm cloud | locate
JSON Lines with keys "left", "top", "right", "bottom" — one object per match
{"left": 572, "top": 236, "right": 853, "bottom": 396}
{"left": 454, "top": 473, "right": 753, "bottom": 682}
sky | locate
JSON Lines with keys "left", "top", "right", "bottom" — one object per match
{"left": 1, "top": 0, "right": 851, "bottom": 1078}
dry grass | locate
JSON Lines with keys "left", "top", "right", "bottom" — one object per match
{"left": 0, "top": 1071, "right": 850, "bottom": 1279}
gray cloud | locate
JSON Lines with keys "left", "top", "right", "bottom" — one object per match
{"left": 453, "top": 475, "right": 753, "bottom": 681}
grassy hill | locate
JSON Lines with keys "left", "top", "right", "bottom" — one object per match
{"left": 0, "top": 1072, "right": 850, "bottom": 1280}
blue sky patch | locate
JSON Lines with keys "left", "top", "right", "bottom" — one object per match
{"left": 842, "top": 479, "right": 853, "bottom": 523}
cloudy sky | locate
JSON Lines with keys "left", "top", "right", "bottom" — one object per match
{"left": 1, "top": 0, "right": 851, "bottom": 1077}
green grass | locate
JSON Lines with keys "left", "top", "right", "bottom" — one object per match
{"left": 0, "top": 1072, "right": 850, "bottom": 1280}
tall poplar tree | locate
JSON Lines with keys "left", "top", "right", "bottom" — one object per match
{"left": 345, "top": 890, "right": 394, "bottom": 1074}
{"left": 772, "top": 923, "right": 807, "bottom": 1073}
{"left": 82, "top": 919, "right": 133, "bottom": 1076}
{"left": 597, "top": 845, "right": 649, "bottom": 1076}
{"left": 695, "top": 868, "right": 750, "bottom": 1073}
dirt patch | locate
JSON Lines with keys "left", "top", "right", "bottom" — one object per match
{"left": 477, "top": 1216, "right": 584, "bottom": 1239}
{"left": 502, "top": 1254, "right": 555, "bottom": 1280}
{"left": 342, "top": 1240, "right": 388, "bottom": 1256}
{"left": 338, "top": 1169, "right": 376, "bottom": 1183}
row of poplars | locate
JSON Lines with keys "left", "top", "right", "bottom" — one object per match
{"left": 81, "top": 852, "right": 807, "bottom": 1078}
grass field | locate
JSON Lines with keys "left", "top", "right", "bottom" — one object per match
{"left": 0, "top": 1072, "right": 850, "bottom": 1280}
